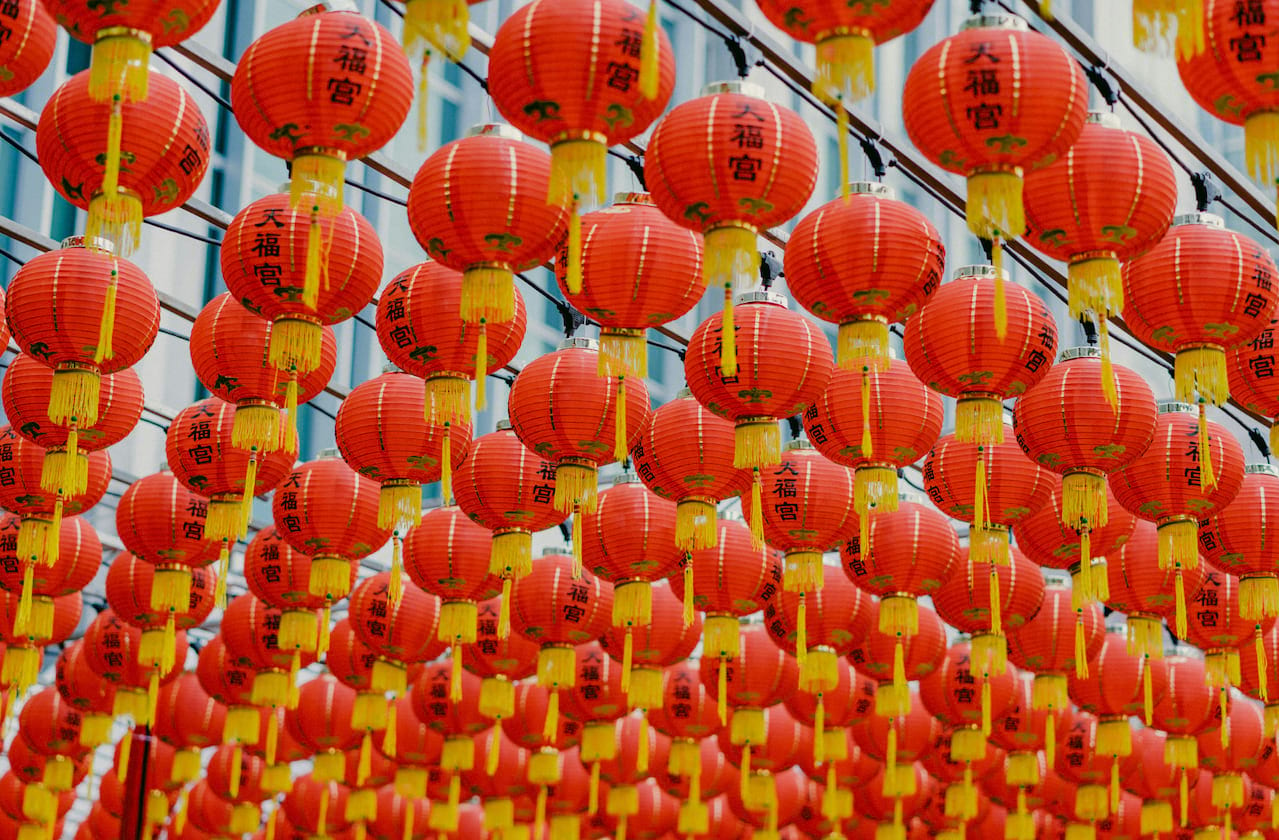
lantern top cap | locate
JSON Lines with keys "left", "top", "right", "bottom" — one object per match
{"left": 1168, "top": 645, "right": 1203, "bottom": 660}
{"left": 1156, "top": 400, "right": 1196, "bottom": 415}
{"left": 1246, "top": 463, "right": 1279, "bottom": 476}
{"left": 701, "top": 80, "right": 767, "bottom": 99}
{"left": 952, "top": 264, "right": 1010, "bottom": 282}
{"left": 496, "top": 420, "right": 513, "bottom": 431}
{"left": 316, "top": 448, "right": 341, "bottom": 460}
{"left": 962, "top": 13, "right": 1028, "bottom": 31}
{"left": 467, "top": 124, "right": 523, "bottom": 141}
{"left": 558, "top": 337, "right": 599, "bottom": 352}
{"left": 612, "top": 472, "right": 639, "bottom": 486}
{"left": 1042, "top": 570, "right": 1070, "bottom": 588}
{"left": 60, "top": 235, "right": 114, "bottom": 254}
{"left": 1086, "top": 112, "right": 1122, "bottom": 128}
{"left": 382, "top": 363, "right": 402, "bottom": 374}
{"left": 848, "top": 182, "right": 895, "bottom": 198}
{"left": 1060, "top": 347, "right": 1101, "bottom": 362}
{"left": 613, "top": 192, "right": 653, "bottom": 206}
{"left": 784, "top": 439, "right": 813, "bottom": 452}
{"left": 676, "top": 387, "right": 693, "bottom": 399}
{"left": 735, "top": 290, "right": 789, "bottom": 308}
{"left": 1173, "top": 212, "right": 1225, "bottom": 228}
{"left": 541, "top": 546, "right": 568, "bottom": 556}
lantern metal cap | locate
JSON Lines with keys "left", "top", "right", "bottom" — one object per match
{"left": 1173, "top": 211, "right": 1225, "bottom": 228}
{"left": 1247, "top": 463, "right": 1279, "bottom": 476}
{"left": 702, "top": 80, "right": 766, "bottom": 98}
{"left": 677, "top": 387, "right": 693, "bottom": 399}
{"left": 1060, "top": 346, "right": 1101, "bottom": 361}
{"left": 613, "top": 192, "right": 653, "bottom": 206}
{"left": 542, "top": 546, "right": 568, "bottom": 556}
{"left": 316, "top": 448, "right": 341, "bottom": 460}
{"left": 784, "top": 439, "right": 813, "bottom": 452}
{"left": 496, "top": 419, "right": 513, "bottom": 431}
{"left": 952, "top": 264, "right": 1010, "bottom": 282}
{"left": 1156, "top": 400, "right": 1196, "bottom": 415}
{"left": 382, "top": 362, "right": 402, "bottom": 374}
{"left": 898, "top": 488, "right": 923, "bottom": 505}
{"left": 962, "top": 13, "right": 1028, "bottom": 31}
{"left": 1042, "top": 571, "right": 1070, "bottom": 588}
{"left": 1086, "top": 112, "right": 1122, "bottom": 128}
{"left": 1104, "top": 620, "right": 1127, "bottom": 635}
{"left": 559, "top": 336, "right": 599, "bottom": 352}
{"left": 735, "top": 290, "right": 789, "bottom": 308}
{"left": 612, "top": 471, "right": 639, "bottom": 486}
{"left": 848, "top": 181, "right": 895, "bottom": 198}
{"left": 467, "top": 123, "right": 523, "bottom": 141}
{"left": 1168, "top": 645, "right": 1204, "bottom": 660}
{"left": 61, "top": 235, "right": 114, "bottom": 253}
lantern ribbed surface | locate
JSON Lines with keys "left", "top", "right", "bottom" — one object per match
{"left": 846, "top": 602, "right": 947, "bottom": 681}
{"left": 0, "top": 426, "right": 110, "bottom": 515}
{"left": 0, "top": 2, "right": 54, "bottom": 96}
{"left": 768, "top": 573, "right": 874, "bottom": 656}
{"left": 580, "top": 478, "right": 683, "bottom": 583}
{"left": 271, "top": 456, "right": 390, "bottom": 562}
{"left": 1013, "top": 480, "right": 1137, "bottom": 570}
{"left": 716, "top": 705, "right": 803, "bottom": 772}
{"left": 1199, "top": 465, "right": 1279, "bottom": 620}
{"left": 1067, "top": 630, "right": 1163, "bottom": 718}
{"left": 987, "top": 675, "right": 1049, "bottom": 754}
{"left": 463, "top": 597, "right": 541, "bottom": 681}
{"left": 509, "top": 553, "right": 614, "bottom": 646}
{"left": 599, "top": 581, "right": 701, "bottom": 668}
{"left": 1007, "top": 585, "right": 1104, "bottom": 676}
{"left": 2, "top": 354, "right": 143, "bottom": 450}
{"left": 852, "top": 691, "right": 939, "bottom": 762}
{"left": 649, "top": 662, "right": 721, "bottom": 741}
{"left": 220, "top": 594, "right": 316, "bottom": 673}
{"left": 1196, "top": 695, "right": 1264, "bottom": 774}
{"left": 1104, "top": 520, "right": 1205, "bottom": 626}
{"left": 453, "top": 427, "right": 566, "bottom": 535}
{"left": 115, "top": 471, "right": 219, "bottom": 570}
{"left": 842, "top": 499, "right": 959, "bottom": 600}
{"left": 740, "top": 442, "right": 858, "bottom": 556}
{"left": 1149, "top": 654, "right": 1220, "bottom": 737}
{"left": 244, "top": 525, "right": 337, "bottom": 611}
{"left": 919, "top": 641, "right": 1017, "bottom": 729}
{"left": 80, "top": 608, "right": 185, "bottom": 689}
{"left": 403, "top": 505, "right": 499, "bottom": 604}
{"left": 699, "top": 624, "right": 797, "bottom": 712}
{"left": 409, "top": 661, "right": 490, "bottom": 736}
{"left": 347, "top": 572, "right": 442, "bottom": 664}
{"left": 285, "top": 675, "right": 360, "bottom": 754}
{"left": 103, "top": 551, "right": 215, "bottom": 631}
{"left": 559, "top": 642, "right": 625, "bottom": 725}
{"left": 678, "top": 519, "right": 783, "bottom": 617}
{"left": 933, "top": 545, "right": 1046, "bottom": 633}
{"left": 1183, "top": 564, "right": 1275, "bottom": 651}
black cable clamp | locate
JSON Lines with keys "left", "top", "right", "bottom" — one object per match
{"left": 858, "top": 134, "right": 889, "bottom": 180}
{"left": 1191, "top": 171, "right": 1222, "bottom": 212}
{"left": 760, "top": 250, "right": 783, "bottom": 289}
{"left": 560, "top": 301, "right": 589, "bottom": 337}
{"left": 1248, "top": 427, "right": 1272, "bottom": 459}
{"left": 624, "top": 154, "right": 648, "bottom": 191}
{"left": 724, "top": 33, "right": 763, "bottom": 79}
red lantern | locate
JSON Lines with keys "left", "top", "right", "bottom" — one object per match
{"left": 368, "top": 786, "right": 428, "bottom": 840}
{"left": 0, "top": 2, "right": 53, "bottom": 96}
{"left": 903, "top": 13, "right": 1087, "bottom": 278}
{"left": 407, "top": 124, "right": 567, "bottom": 330}
{"left": 853, "top": 702, "right": 939, "bottom": 804}
{"left": 335, "top": 369, "right": 471, "bottom": 537}
{"left": 103, "top": 550, "right": 214, "bottom": 679}
{"left": 286, "top": 674, "right": 361, "bottom": 786}
{"left": 556, "top": 193, "right": 703, "bottom": 380}
{"left": 1196, "top": 694, "right": 1265, "bottom": 829}
{"left": 646, "top": 81, "right": 817, "bottom": 371}
{"left": 221, "top": 593, "right": 319, "bottom": 717}
{"left": 80, "top": 608, "right": 186, "bottom": 728}
{"left": 53, "top": 641, "right": 115, "bottom": 749}
{"left": 461, "top": 597, "right": 541, "bottom": 732}
{"left": 1201, "top": 463, "right": 1279, "bottom": 625}
{"left": 1068, "top": 629, "right": 1165, "bottom": 759}
{"left": 846, "top": 601, "right": 948, "bottom": 715}
{"left": 36, "top": 70, "right": 210, "bottom": 253}
{"left": 1182, "top": 565, "right": 1276, "bottom": 724}
{"left": 684, "top": 291, "right": 834, "bottom": 540}
{"left": 1150, "top": 653, "right": 1226, "bottom": 817}
{"left": 0, "top": 512, "right": 97, "bottom": 645}
{"left": 502, "top": 681, "right": 582, "bottom": 754}
{"left": 16, "top": 686, "right": 90, "bottom": 795}
{"left": 920, "top": 641, "right": 1017, "bottom": 765}
{"left": 204, "top": 744, "right": 266, "bottom": 806}
{"left": 280, "top": 775, "right": 351, "bottom": 838}
{"left": 230, "top": 8, "right": 411, "bottom": 223}
{"left": 5, "top": 236, "right": 157, "bottom": 445}
{"left": 786, "top": 182, "right": 944, "bottom": 366}
{"left": 1013, "top": 480, "right": 1137, "bottom": 575}
{"left": 933, "top": 544, "right": 1046, "bottom": 669}
{"left": 221, "top": 190, "right": 383, "bottom": 384}
{"left": 348, "top": 571, "right": 444, "bottom": 703}
{"left": 599, "top": 579, "right": 700, "bottom": 710}
{"left": 153, "top": 672, "right": 225, "bottom": 785}
{"left": 190, "top": 292, "right": 338, "bottom": 454}
{"left": 986, "top": 674, "right": 1050, "bottom": 804}
{"left": 243, "top": 525, "right": 340, "bottom": 673}
{"left": 1022, "top": 112, "right": 1177, "bottom": 356}
{"left": 195, "top": 634, "right": 259, "bottom": 750}
{"left": 1125, "top": 213, "right": 1279, "bottom": 413}
{"left": 1110, "top": 400, "right": 1245, "bottom": 589}
{"left": 375, "top": 260, "right": 527, "bottom": 422}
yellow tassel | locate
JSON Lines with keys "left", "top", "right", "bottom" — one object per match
{"left": 498, "top": 575, "right": 512, "bottom": 639}
{"left": 461, "top": 267, "right": 516, "bottom": 327}
{"left": 95, "top": 268, "right": 119, "bottom": 365}
{"left": 839, "top": 319, "right": 890, "bottom": 370}
{"left": 720, "top": 285, "right": 737, "bottom": 378}
{"left": 390, "top": 534, "right": 404, "bottom": 607}
{"left": 682, "top": 559, "right": 695, "bottom": 627}
{"left": 1159, "top": 518, "right": 1199, "bottom": 571}
{"left": 1175, "top": 0, "right": 1205, "bottom": 59}
{"left": 1075, "top": 616, "right": 1090, "bottom": 678}
{"left": 1144, "top": 657, "right": 1154, "bottom": 725}
{"left": 973, "top": 447, "right": 988, "bottom": 533}
{"left": 534, "top": 787, "right": 547, "bottom": 840}
{"left": 269, "top": 317, "right": 323, "bottom": 377}
{"left": 1175, "top": 346, "right": 1229, "bottom": 406}
{"left": 1074, "top": 545, "right": 1093, "bottom": 609}
{"left": 440, "top": 426, "right": 453, "bottom": 505}
{"left": 1141, "top": 801, "right": 1173, "bottom": 836}
{"left": 738, "top": 744, "right": 752, "bottom": 803}
{"left": 966, "top": 170, "right": 1026, "bottom": 242}
{"left": 553, "top": 461, "right": 599, "bottom": 516}
{"left": 989, "top": 567, "right": 1002, "bottom": 636}
{"left": 417, "top": 55, "right": 430, "bottom": 153}
{"left": 636, "top": 715, "right": 650, "bottom": 774}
{"left": 879, "top": 594, "right": 919, "bottom": 637}
{"left": 796, "top": 594, "right": 808, "bottom": 673}
{"left": 229, "top": 742, "right": 244, "bottom": 799}
{"left": 886, "top": 724, "right": 898, "bottom": 772}
{"left": 549, "top": 138, "right": 607, "bottom": 208}
{"left": 1180, "top": 771, "right": 1189, "bottom": 827}
{"left": 717, "top": 658, "right": 728, "bottom": 725}
{"left": 1045, "top": 712, "right": 1056, "bottom": 770}
{"left": 639, "top": 0, "right": 660, "bottom": 100}
{"left": 981, "top": 679, "right": 992, "bottom": 737}
{"left": 1246, "top": 110, "right": 1279, "bottom": 187}
{"left": 241, "top": 453, "right": 259, "bottom": 535}
{"left": 450, "top": 643, "right": 464, "bottom": 702}
{"left": 814, "top": 31, "right": 875, "bottom": 104}
{"left": 566, "top": 208, "right": 583, "bottom": 295}
{"left": 992, "top": 238, "right": 1008, "bottom": 341}
{"left": 1241, "top": 574, "right": 1279, "bottom": 621}
{"left": 749, "top": 469, "right": 764, "bottom": 548}
{"left": 357, "top": 731, "right": 372, "bottom": 786}
{"left": 318, "top": 604, "right": 331, "bottom": 656}
{"left": 1110, "top": 762, "right": 1121, "bottom": 813}
{"left": 233, "top": 403, "right": 283, "bottom": 455}
{"left": 784, "top": 551, "right": 823, "bottom": 593}
{"left": 23, "top": 786, "right": 57, "bottom": 826}
{"left": 48, "top": 365, "right": 102, "bottom": 428}
{"left": 318, "top": 786, "right": 331, "bottom": 835}
{"left": 1007, "top": 752, "right": 1040, "bottom": 787}
{"left": 622, "top": 629, "right": 634, "bottom": 694}
{"left": 102, "top": 99, "right": 123, "bottom": 198}
{"left": 1176, "top": 568, "right": 1188, "bottom": 639}
{"left": 614, "top": 377, "right": 629, "bottom": 463}
{"left": 1259, "top": 625, "right": 1272, "bottom": 705}
{"left": 1099, "top": 317, "right": 1118, "bottom": 411}
{"left": 176, "top": 788, "right": 191, "bottom": 834}
{"left": 813, "top": 695, "right": 826, "bottom": 766}
{"left": 1197, "top": 402, "right": 1217, "bottom": 490}
{"left": 589, "top": 762, "right": 601, "bottom": 816}
{"left": 13, "top": 564, "right": 33, "bottom": 636}
{"left": 544, "top": 690, "right": 561, "bottom": 742}
{"left": 380, "top": 699, "right": 397, "bottom": 759}
{"left": 703, "top": 224, "right": 758, "bottom": 295}
{"left": 572, "top": 510, "right": 584, "bottom": 580}
{"left": 475, "top": 324, "right": 489, "bottom": 414}
{"left": 118, "top": 730, "right": 132, "bottom": 783}
{"left": 41, "top": 444, "right": 86, "bottom": 499}
{"left": 86, "top": 190, "right": 142, "bottom": 257}
{"left": 892, "top": 638, "right": 907, "bottom": 707}
{"left": 860, "top": 366, "right": 874, "bottom": 458}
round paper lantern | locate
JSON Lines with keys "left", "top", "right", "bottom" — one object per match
{"left": 1228, "top": 318, "right": 1279, "bottom": 452}
{"left": 1196, "top": 693, "right": 1265, "bottom": 825}
{"left": 786, "top": 181, "right": 944, "bottom": 367}
{"left": 285, "top": 675, "right": 360, "bottom": 786}
{"left": 933, "top": 544, "right": 1046, "bottom": 667}
{"left": 221, "top": 189, "right": 383, "bottom": 385}
{"left": 1200, "top": 463, "right": 1279, "bottom": 621}
{"left": 1125, "top": 213, "right": 1279, "bottom": 409}
{"left": 16, "top": 686, "right": 90, "bottom": 793}
{"left": 555, "top": 193, "right": 703, "bottom": 378}
{"left": 853, "top": 702, "right": 938, "bottom": 799}
{"left": 987, "top": 673, "right": 1051, "bottom": 793}
{"left": 645, "top": 80, "right": 817, "bottom": 357}
{"left": 348, "top": 571, "right": 444, "bottom": 703}
{"left": 53, "top": 641, "right": 115, "bottom": 749}
{"left": 195, "top": 634, "right": 259, "bottom": 749}
{"left": 80, "top": 608, "right": 186, "bottom": 727}
{"left": 36, "top": 70, "right": 210, "bottom": 253}
{"left": 1119, "top": 727, "right": 1188, "bottom": 835}
{"left": 1022, "top": 112, "right": 1177, "bottom": 351}
{"left": 684, "top": 291, "right": 833, "bottom": 538}
{"left": 153, "top": 672, "right": 224, "bottom": 783}
{"left": 190, "top": 291, "right": 338, "bottom": 454}
{"left": 598, "top": 579, "right": 701, "bottom": 711}
{"left": 1068, "top": 629, "right": 1166, "bottom": 760}
{"left": 375, "top": 260, "right": 527, "bottom": 422}
{"left": 1182, "top": 565, "right": 1276, "bottom": 724}
{"left": 804, "top": 355, "right": 943, "bottom": 533}
{"left": 1110, "top": 401, "right": 1245, "bottom": 586}
{"left": 221, "top": 592, "right": 324, "bottom": 720}
{"left": 102, "top": 550, "right": 214, "bottom": 680}
{"left": 407, "top": 123, "right": 567, "bottom": 330}
{"left": 462, "top": 596, "right": 542, "bottom": 729}
{"left": 0, "top": 511, "right": 98, "bottom": 643}
{"left": 1150, "top": 653, "right": 1225, "bottom": 805}
{"left": 230, "top": 7, "right": 411, "bottom": 219}
{"left": 846, "top": 602, "right": 948, "bottom": 715}
{"left": 243, "top": 525, "right": 341, "bottom": 669}
{"left": 336, "top": 368, "right": 472, "bottom": 538}
{"left": 488, "top": 0, "right": 675, "bottom": 281}
{"left": 630, "top": 389, "right": 752, "bottom": 553}
{"left": 5, "top": 236, "right": 157, "bottom": 437}
{"left": 919, "top": 640, "right": 1018, "bottom": 768}
{"left": 453, "top": 425, "right": 568, "bottom": 635}
{"left": 1013, "top": 480, "right": 1137, "bottom": 574}
{"left": 902, "top": 12, "right": 1087, "bottom": 267}
{"left": 0, "top": 1, "right": 54, "bottom": 96}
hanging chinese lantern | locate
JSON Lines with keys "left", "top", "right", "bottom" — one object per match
{"left": 221, "top": 593, "right": 320, "bottom": 720}
{"left": 375, "top": 260, "right": 527, "bottom": 424}
{"left": 2, "top": 352, "right": 142, "bottom": 505}
{"left": 1125, "top": 213, "right": 1278, "bottom": 421}
{"left": 916, "top": 726, "right": 1005, "bottom": 828}
{"left": 788, "top": 663, "right": 876, "bottom": 826}
{"left": 920, "top": 640, "right": 1017, "bottom": 776}
{"left": 461, "top": 596, "right": 541, "bottom": 747}
{"left": 738, "top": 439, "right": 858, "bottom": 667}
{"left": 460, "top": 728, "right": 532, "bottom": 834}
{"left": 1240, "top": 621, "right": 1279, "bottom": 738}
{"left": 503, "top": 681, "right": 583, "bottom": 754}
{"left": 1014, "top": 481, "right": 1137, "bottom": 583}
{"left": 102, "top": 551, "right": 215, "bottom": 679}
{"left": 537, "top": 746, "right": 594, "bottom": 840}
{"left": 631, "top": 389, "right": 751, "bottom": 557}
{"left": 221, "top": 189, "right": 383, "bottom": 393}
{"left": 285, "top": 674, "right": 360, "bottom": 791}
{"left": 190, "top": 292, "right": 337, "bottom": 460}
{"left": 842, "top": 498, "right": 960, "bottom": 712}
{"left": 787, "top": 182, "right": 943, "bottom": 367}
{"left": 271, "top": 451, "right": 390, "bottom": 643}
{"left": 407, "top": 123, "right": 567, "bottom": 332}
{"left": 15, "top": 686, "right": 91, "bottom": 799}
{"left": 1196, "top": 693, "right": 1264, "bottom": 838}
{"left": 166, "top": 399, "right": 296, "bottom": 601}
{"left": 1230, "top": 318, "right": 1279, "bottom": 456}
{"left": 36, "top": 70, "right": 210, "bottom": 252}
{"left": 404, "top": 505, "right": 499, "bottom": 700}
{"left": 325, "top": 618, "right": 403, "bottom": 762}
{"left": 1110, "top": 400, "right": 1245, "bottom": 589}
{"left": 556, "top": 193, "right": 703, "bottom": 382}
{"left": 1012, "top": 346, "right": 1158, "bottom": 605}
{"left": 54, "top": 641, "right": 116, "bottom": 750}
{"left": 1201, "top": 464, "right": 1279, "bottom": 625}
{"left": 804, "top": 355, "right": 943, "bottom": 542}
{"left": 373, "top": 694, "right": 443, "bottom": 802}
{"left": 368, "top": 785, "right": 428, "bottom": 840}
{"left": 0, "top": 512, "right": 97, "bottom": 643}
{"left": 846, "top": 601, "right": 947, "bottom": 718}
{"left": 1118, "top": 728, "right": 1187, "bottom": 838}
{"left": 115, "top": 469, "right": 220, "bottom": 633}
{"left": 195, "top": 634, "right": 260, "bottom": 757}
{"left": 81, "top": 608, "right": 187, "bottom": 730}
{"left": 986, "top": 674, "right": 1050, "bottom": 835}
{"left": 0, "top": 590, "right": 81, "bottom": 696}
{"left": 595, "top": 719, "right": 674, "bottom": 833}
{"left": 902, "top": 12, "right": 1087, "bottom": 300}
{"left": 726, "top": 766, "right": 808, "bottom": 838}
{"left": 335, "top": 368, "right": 471, "bottom": 545}
{"left": 0, "top": 426, "right": 110, "bottom": 576}
{"left": 410, "top": 662, "right": 493, "bottom": 799}
{"left": 647, "top": 82, "right": 818, "bottom": 372}
{"left": 230, "top": 7, "right": 410, "bottom": 236}
{"left": 1022, "top": 112, "right": 1177, "bottom": 372}
{"left": 685, "top": 291, "right": 834, "bottom": 543}
{"left": 509, "top": 550, "right": 614, "bottom": 741}
{"left": 508, "top": 337, "right": 651, "bottom": 572}
{"left": 281, "top": 775, "right": 351, "bottom": 839}
{"left": 1006, "top": 581, "right": 1105, "bottom": 768}
{"left": 347, "top": 571, "right": 444, "bottom": 725}
{"left": 0, "top": 2, "right": 54, "bottom": 96}
{"left": 153, "top": 673, "right": 225, "bottom": 789}
{"left": 5, "top": 236, "right": 157, "bottom": 461}
{"left": 453, "top": 425, "right": 567, "bottom": 637}
{"left": 1050, "top": 711, "right": 1121, "bottom": 828}
{"left": 1151, "top": 652, "right": 1226, "bottom": 827}
{"left": 853, "top": 698, "right": 939, "bottom": 803}
{"left": 488, "top": 0, "right": 675, "bottom": 283}
{"left": 647, "top": 662, "right": 723, "bottom": 835}
{"left": 559, "top": 644, "right": 629, "bottom": 815}
{"left": 580, "top": 476, "right": 684, "bottom": 699}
